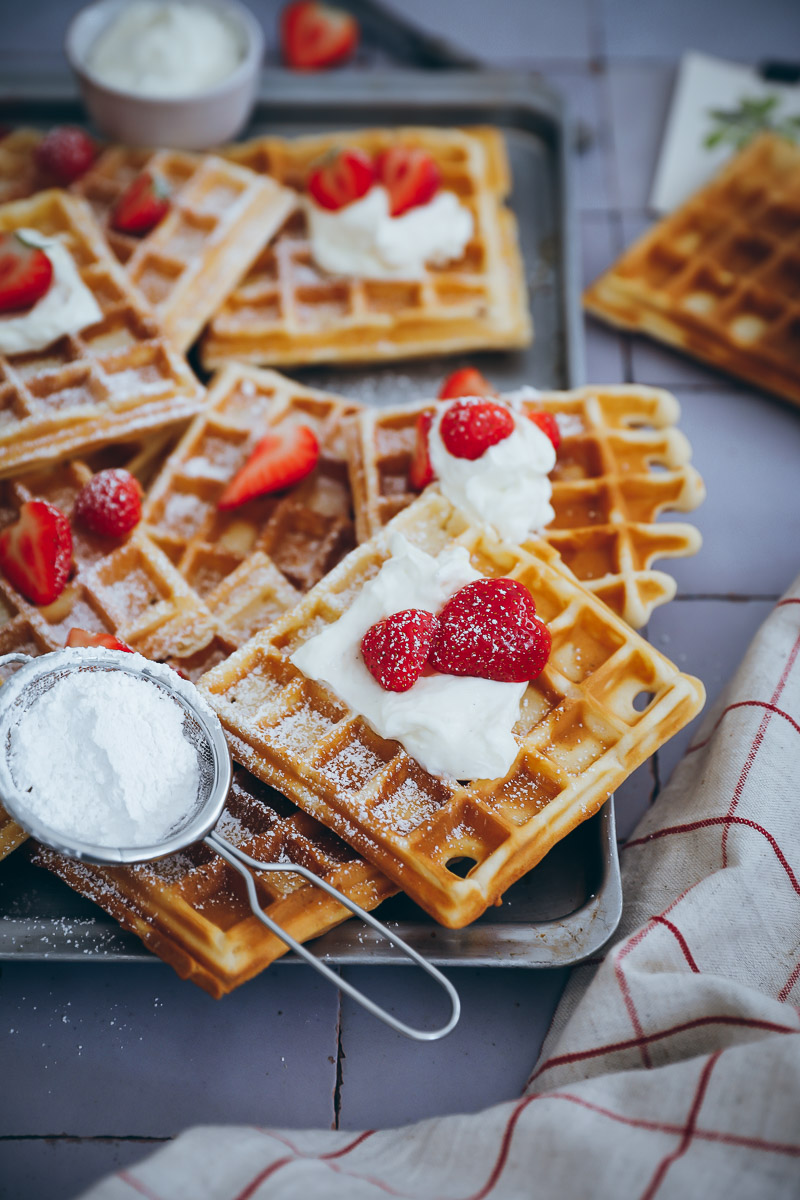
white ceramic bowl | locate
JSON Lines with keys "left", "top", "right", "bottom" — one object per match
{"left": 65, "top": 0, "right": 264, "bottom": 149}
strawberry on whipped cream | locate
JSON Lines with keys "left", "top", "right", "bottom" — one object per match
{"left": 0, "top": 230, "right": 102, "bottom": 355}
{"left": 427, "top": 393, "right": 557, "bottom": 543}
{"left": 291, "top": 534, "right": 526, "bottom": 781}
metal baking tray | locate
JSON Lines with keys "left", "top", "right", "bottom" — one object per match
{"left": 0, "top": 69, "right": 621, "bottom": 968}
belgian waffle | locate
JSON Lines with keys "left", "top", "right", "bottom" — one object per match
{"left": 345, "top": 385, "right": 705, "bottom": 629}
{"left": 584, "top": 133, "right": 800, "bottom": 408}
{"left": 31, "top": 763, "right": 395, "bottom": 998}
{"left": 72, "top": 147, "right": 297, "bottom": 353}
{"left": 0, "top": 129, "right": 43, "bottom": 204}
{"left": 199, "top": 491, "right": 705, "bottom": 928}
{"left": 143, "top": 363, "right": 360, "bottom": 597}
{"left": 201, "top": 126, "right": 531, "bottom": 369}
{"left": 0, "top": 190, "right": 204, "bottom": 478}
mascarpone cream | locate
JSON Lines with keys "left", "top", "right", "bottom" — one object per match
{"left": 428, "top": 398, "right": 557, "bottom": 543}
{"left": 0, "top": 230, "right": 103, "bottom": 356}
{"left": 305, "top": 186, "right": 474, "bottom": 280}
{"left": 291, "top": 534, "right": 525, "bottom": 781}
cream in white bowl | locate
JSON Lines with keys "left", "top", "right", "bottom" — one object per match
{"left": 65, "top": 0, "right": 264, "bottom": 149}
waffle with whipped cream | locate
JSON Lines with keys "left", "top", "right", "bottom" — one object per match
{"left": 201, "top": 126, "right": 531, "bottom": 369}
{"left": 32, "top": 762, "right": 395, "bottom": 997}
{"left": 584, "top": 134, "right": 800, "bottom": 408}
{"left": 71, "top": 147, "right": 297, "bottom": 353}
{"left": 345, "top": 384, "right": 705, "bottom": 629}
{"left": 142, "top": 363, "right": 360, "bottom": 598}
{"left": 199, "top": 490, "right": 705, "bottom": 928}
{"left": 0, "top": 190, "right": 204, "bottom": 479}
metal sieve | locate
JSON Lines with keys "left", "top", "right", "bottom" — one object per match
{"left": 0, "top": 649, "right": 460, "bottom": 1040}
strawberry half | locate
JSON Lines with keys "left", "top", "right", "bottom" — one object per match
{"left": 438, "top": 367, "right": 498, "bottom": 401}
{"left": 218, "top": 425, "right": 320, "bottom": 509}
{"left": 35, "top": 126, "right": 96, "bottom": 184}
{"left": 429, "top": 578, "right": 551, "bottom": 684}
{"left": 408, "top": 410, "right": 436, "bottom": 491}
{"left": 73, "top": 469, "right": 142, "bottom": 538}
{"left": 281, "top": 1, "right": 358, "bottom": 69}
{"left": 111, "top": 171, "right": 170, "bottom": 236}
{"left": 439, "top": 398, "right": 515, "bottom": 461}
{"left": 527, "top": 409, "right": 561, "bottom": 452}
{"left": 66, "top": 628, "right": 132, "bottom": 653}
{"left": 361, "top": 608, "right": 438, "bottom": 692}
{"left": 0, "top": 233, "right": 53, "bottom": 314}
{"left": 307, "top": 148, "right": 375, "bottom": 211}
{"left": 0, "top": 500, "right": 72, "bottom": 606}
{"left": 376, "top": 147, "right": 441, "bottom": 217}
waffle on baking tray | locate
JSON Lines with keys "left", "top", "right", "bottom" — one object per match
{"left": 584, "top": 133, "right": 800, "bottom": 408}
{"left": 201, "top": 126, "right": 532, "bottom": 369}
{"left": 345, "top": 384, "right": 705, "bottom": 629}
{"left": 72, "top": 146, "right": 297, "bottom": 353}
{"left": 0, "top": 190, "right": 204, "bottom": 479}
{"left": 142, "top": 363, "right": 360, "bottom": 596}
{"left": 199, "top": 491, "right": 705, "bottom": 928}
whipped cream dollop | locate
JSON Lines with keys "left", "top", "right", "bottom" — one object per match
{"left": 0, "top": 230, "right": 103, "bottom": 356}
{"left": 428, "top": 397, "right": 557, "bottom": 544}
{"left": 87, "top": 1, "right": 243, "bottom": 97}
{"left": 291, "top": 534, "right": 525, "bottom": 781}
{"left": 305, "top": 186, "right": 474, "bottom": 279}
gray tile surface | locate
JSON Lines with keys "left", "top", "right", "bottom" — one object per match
{"left": 0, "top": 1141, "right": 157, "bottom": 1200}
{"left": 606, "top": 63, "right": 676, "bottom": 211}
{"left": 598, "top": 0, "right": 800, "bottom": 61}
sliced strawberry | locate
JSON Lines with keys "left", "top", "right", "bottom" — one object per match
{"left": 35, "top": 126, "right": 96, "bottom": 184}
{"left": 527, "top": 409, "right": 561, "bottom": 452}
{"left": 438, "top": 368, "right": 498, "bottom": 401}
{"left": 66, "top": 628, "right": 132, "bottom": 653}
{"left": 408, "top": 410, "right": 436, "bottom": 491}
{"left": 281, "top": 1, "right": 358, "bottom": 69}
{"left": 439, "top": 398, "right": 515, "bottom": 461}
{"left": 0, "top": 500, "right": 72, "bottom": 606}
{"left": 73, "top": 469, "right": 142, "bottom": 538}
{"left": 361, "top": 608, "right": 438, "bottom": 693}
{"left": 307, "top": 148, "right": 375, "bottom": 211}
{"left": 429, "top": 578, "right": 551, "bottom": 684}
{"left": 111, "top": 171, "right": 170, "bottom": 236}
{"left": 218, "top": 425, "right": 320, "bottom": 510}
{"left": 0, "top": 233, "right": 53, "bottom": 314}
{"left": 376, "top": 147, "right": 441, "bottom": 217}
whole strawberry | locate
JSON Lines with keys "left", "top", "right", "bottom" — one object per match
{"left": 429, "top": 578, "right": 551, "bottom": 684}
{"left": 361, "top": 608, "right": 438, "bottom": 692}
{"left": 527, "top": 409, "right": 561, "bottom": 451}
{"left": 35, "top": 126, "right": 96, "bottom": 184}
{"left": 74, "top": 469, "right": 142, "bottom": 538}
{"left": 439, "top": 398, "right": 515, "bottom": 461}
{"left": 438, "top": 367, "right": 497, "bottom": 401}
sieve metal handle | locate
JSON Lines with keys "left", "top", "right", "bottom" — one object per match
{"left": 0, "top": 653, "right": 33, "bottom": 670}
{"left": 205, "top": 829, "right": 460, "bottom": 1041}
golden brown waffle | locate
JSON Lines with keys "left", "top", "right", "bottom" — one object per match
{"left": 31, "top": 763, "right": 395, "bottom": 998}
{"left": 199, "top": 491, "right": 705, "bottom": 928}
{"left": 143, "top": 364, "right": 360, "bottom": 597}
{"left": 584, "top": 134, "right": 800, "bottom": 408}
{"left": 201, "top": 126, "right": 531, "bottom": 369}
{"left": 345, "top": 385, "right": 705, "bottom": 629}
{"left": 0, "top": 190, "right": 204, "bottom": 478}
{"left": 0, "top": 129, "right": 43, "bottom": 204}
{"left": 72, "top": 147, "right": 297, "bottom": 353}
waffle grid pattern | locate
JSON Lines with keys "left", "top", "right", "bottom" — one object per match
{"left": 0, "top": 128, "right": 43, "bottom": 205}
{"left": 584, "top": 133, "right": 800, "bottom": 408}
{"left": 202, "top": 127, "right": 531, "bottom": 368}
{"left": 345, "top": 385, "right": 705, "bottom": 628}
{"left": 200, "top": 492, "right": 705, "bottom": 928}
{"left": 72, "top": 147, "right": 297, "bottom": 352}
{"left": 143, "top": 364, "right": 360, "bottom": 598}
{"left": 0, "top": 191, "right": 204, "bottom": 478}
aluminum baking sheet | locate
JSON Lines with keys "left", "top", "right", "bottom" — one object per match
{"left": 0, "top": 69, "right": 621, "bottom": 968}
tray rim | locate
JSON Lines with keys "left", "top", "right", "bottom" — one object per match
{"left": 0, "top": 68, "right": 619, "bottom": 970}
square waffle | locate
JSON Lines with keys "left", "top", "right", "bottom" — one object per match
{"left": 72, "top": 147, "right": 297, "bottom": 353}
{"left": 0, "top": 190, "right": 204, "bottom": 479}
{"left": 31, "top": 763, "right": 395, "bottom": 998}
{"left": 199, "top": 491, "right": 705, "bottom": 928}
{"left": 345, "top": 384, "right": 705, "bottom": 629}
{"left": 201, "top": 126, "right": 531, "bottom": 369}
{"left": 584, "top": 133, "right": 800, "bottom": 408}
{"left": 142, "top": 363, "right": 360, "bottom": 598}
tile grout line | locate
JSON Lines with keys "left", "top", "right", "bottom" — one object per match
{"left": 332, "top": 987, "right": 344, "bottom": 1131}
